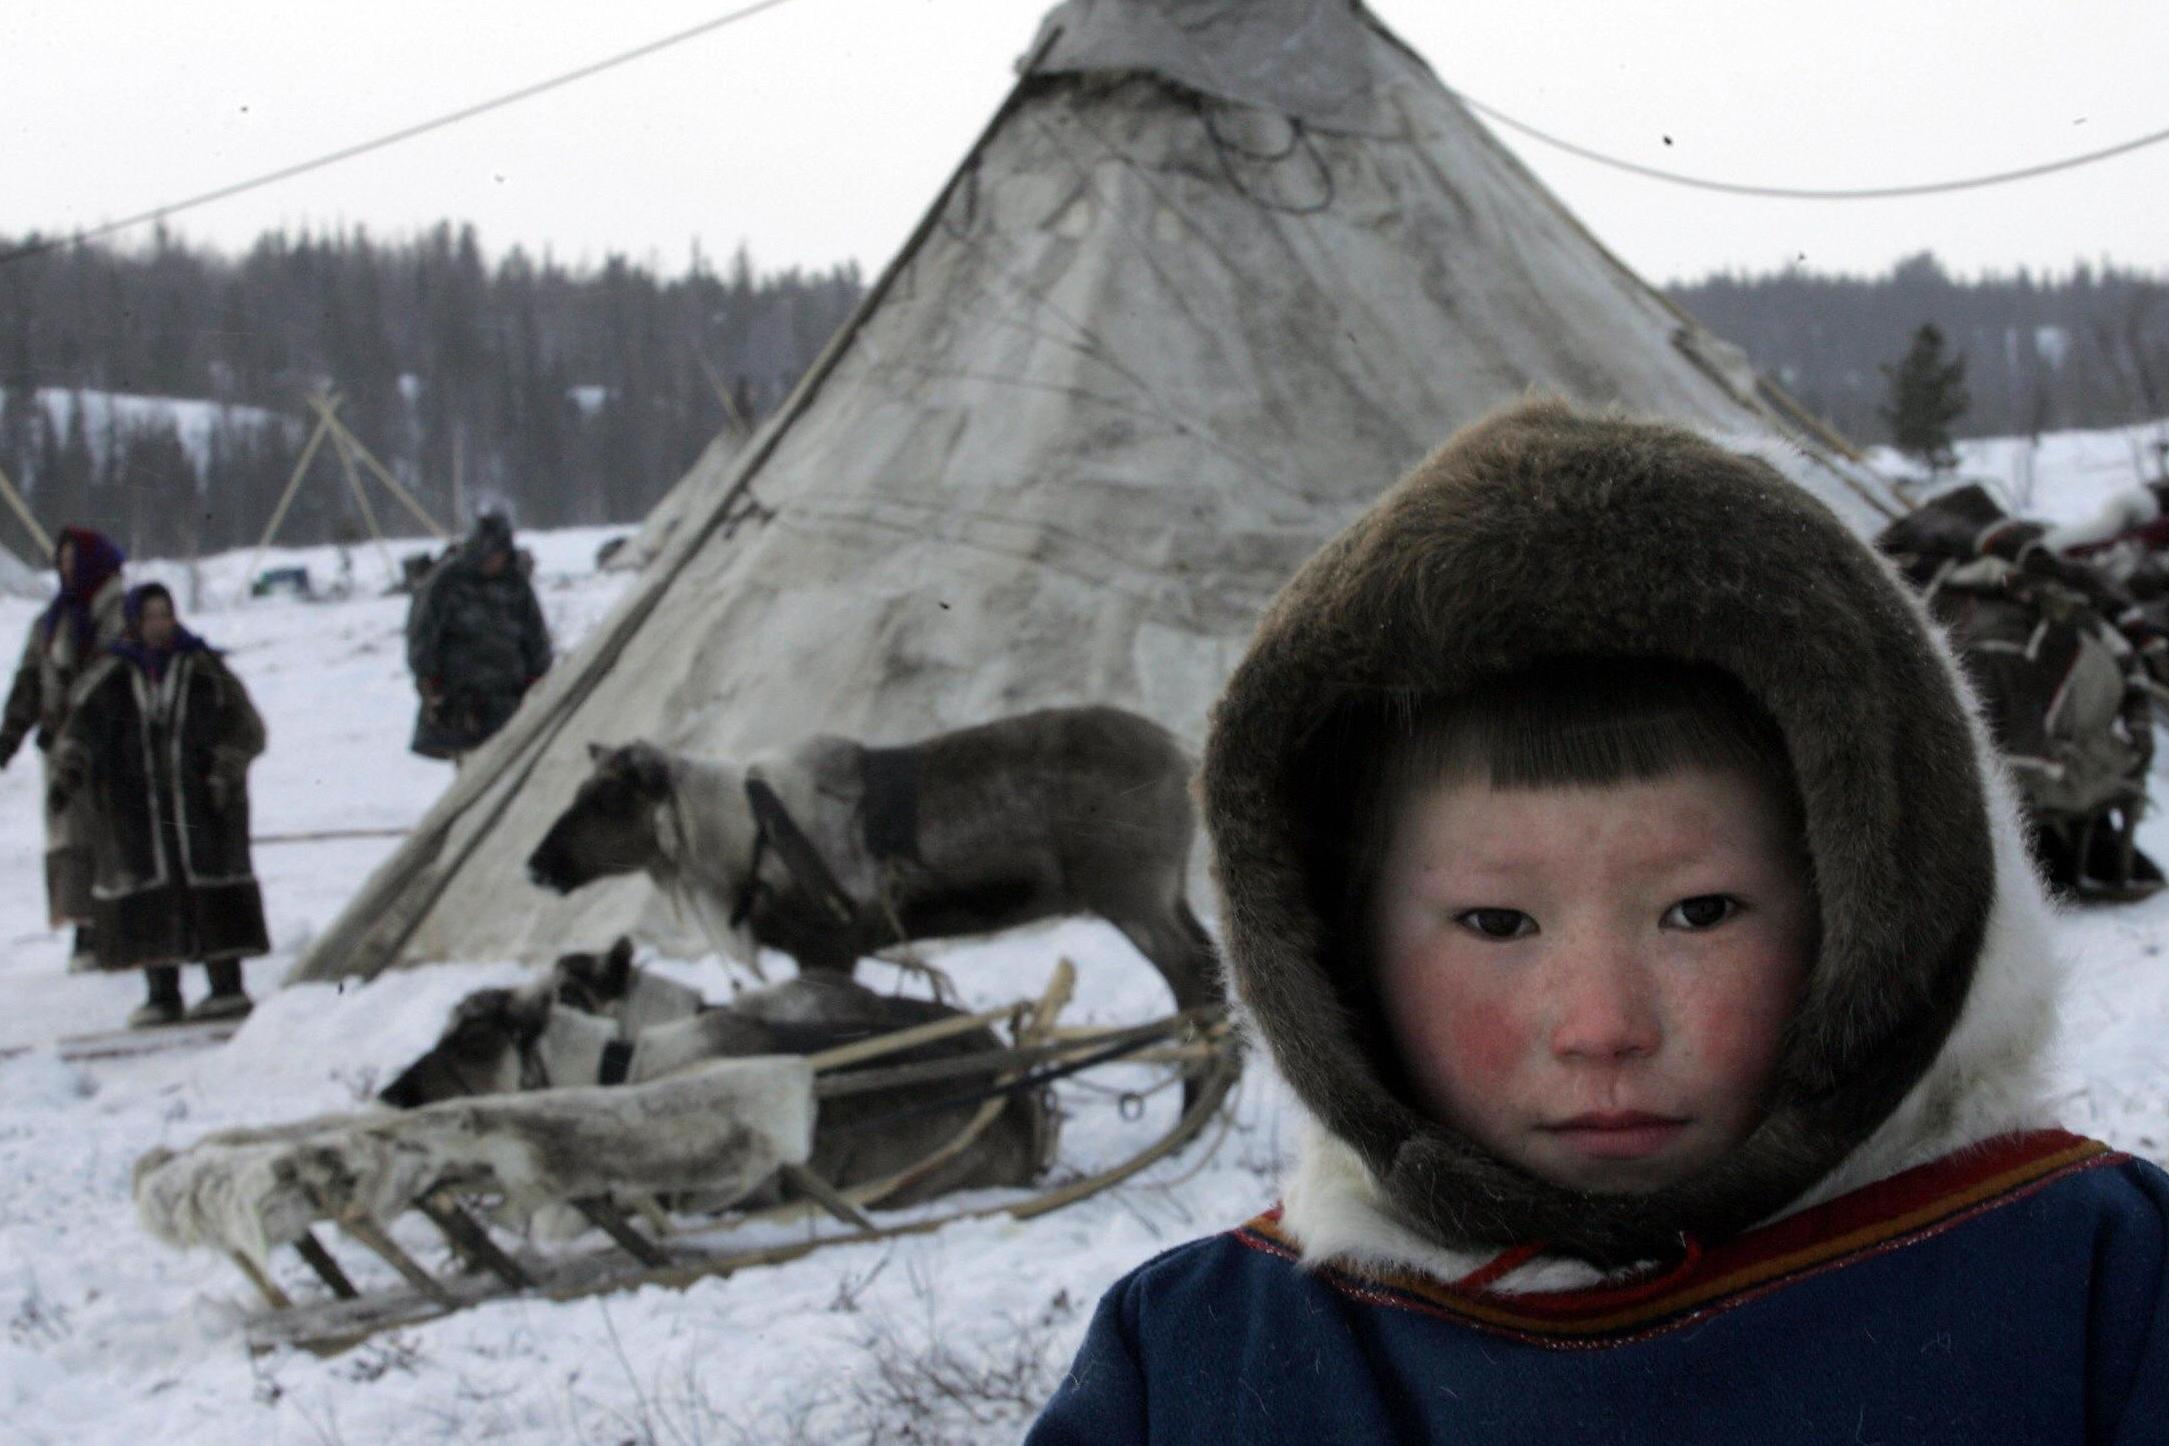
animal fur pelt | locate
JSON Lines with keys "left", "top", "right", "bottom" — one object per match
{"left": 378, "top": 969, "right": 1056, "bottom": 1213}
{"left": 1201, "top": 399, "right": 2007, "bottom": 1268}
{"left": 133, "top": 1057, "right": 815, "bottom": 1267}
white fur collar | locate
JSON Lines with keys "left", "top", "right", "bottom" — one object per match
{"left": 1274, "top": 751, "right": 2065, "bottom": 1295}
{"left": 649, "top": 756, "right": 766, "bottom": 970}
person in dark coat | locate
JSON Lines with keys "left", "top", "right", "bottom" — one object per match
{"left": 1027, "top": 403, "right": 2168, "bottom": 1444}
{"left": 405, "top": 512, "right": 551, "bottom": 762}
{"left": 0, "top": 527, "right": 127, "bottom": 970}
{"left": 51, "top": 584, "right": 269, "bottom": 1027}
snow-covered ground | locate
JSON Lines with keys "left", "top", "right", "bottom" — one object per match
{"left": 1869, "top": 414, "right": 2169, "bottom": 525}
{"left": 2, "top": 425, "right": 2167, "bottom": 1444}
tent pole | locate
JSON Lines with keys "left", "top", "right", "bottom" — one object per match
{"left": 691, "top": 345, "right": 752, "bottom": 441}
{"left": 0, "top": 461, "right": 52, "bottom": 558}
{"left": 306, "top": 395, "right": 449, "bottom": 541}
{"left": 242, "top": 403, "right": 335, "bottom": 599}
{"left": 330, "top": 424, "right": 398, "bottom": 585}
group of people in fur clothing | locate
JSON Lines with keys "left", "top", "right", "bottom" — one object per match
{"left": 1, "top": 511, "right": 549, "bottom": 1028}
{"left": 1027, "top": 403, "right": 2168, "bottom": 1442}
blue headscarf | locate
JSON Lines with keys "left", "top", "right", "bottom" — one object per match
{"left": 37, "top": 527, "right": 126, "bottom": 653}
{"left": 110, "top": 583, "right": 211, "bottom": 683}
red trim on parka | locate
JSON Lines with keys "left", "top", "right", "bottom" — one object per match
{"left": 1233, "top": 1130, "right": 2123, "bottom": 1348}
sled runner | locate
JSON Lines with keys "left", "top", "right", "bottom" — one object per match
{"left": 57, "top": 1017, "right": 246, "bottom": 1063}
{"left": 133, "top": 964, "right": 1238, "bottom": 1355}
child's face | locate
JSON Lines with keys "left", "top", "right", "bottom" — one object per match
{"left": 1372, "top": 765, "right": 1813, "bottom": 1195}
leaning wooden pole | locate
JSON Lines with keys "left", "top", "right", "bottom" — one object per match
{"left": 0, "top": 460, "right": 52, "bottom": 558}
{"left": 329, "top": 425, "right": 399, "bottom": 584}
{"left": 242, "top": 405, "right": 335, "bottom": 595}
{"left": 307, "top": 396, "right": 449, "bottom": 541}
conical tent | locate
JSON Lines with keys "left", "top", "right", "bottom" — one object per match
{"left": 293, "top": 0, "right": 1899, "bottom": 983}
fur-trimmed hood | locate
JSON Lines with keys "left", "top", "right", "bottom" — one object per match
{"left": 1201, "top": 400, "right": 2062, "bottom": 1277}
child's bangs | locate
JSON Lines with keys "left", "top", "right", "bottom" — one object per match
{"left": 1412, "top": 659, "right": 1794, "bottom": 794}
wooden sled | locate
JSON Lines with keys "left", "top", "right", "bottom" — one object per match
{"left": 136, "top": 965, "right": 1239, "bottom": 1355}
{"left": 58, "top": 1017, "right": 246, "bottom": 1064}
{"left": 0, "top": 1018, "right": 242, "bottom": 1068}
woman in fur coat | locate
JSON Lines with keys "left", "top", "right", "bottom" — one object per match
{"left": 1027, "top": 402, "right": 2168, "bottom": 1443}
{"left": 0, "top": 527, "right": 127, "bottom": 969}
{"left": 52, "top": 583, "right": 269, "bottom": 1027}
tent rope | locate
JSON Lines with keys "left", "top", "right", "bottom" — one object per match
{"left": 0, "top": 0, "right": 812, "bottom": 266}
{"left": 1448, "top": 83, "right": 2169, "bottom": 201}
{"left": 1195, "top": 100, "right": 1304, "bottom": 163}
{"left": 1196, "top": 98, "right": 1336, "bottom": 216}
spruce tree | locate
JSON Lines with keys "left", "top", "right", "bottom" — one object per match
{"left": 1880, "top": 322, "right": 1971, "bottom": 473}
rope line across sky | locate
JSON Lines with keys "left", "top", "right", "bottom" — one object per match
{"left": 6, "top": 1, "right": 2168, "bottom": 267}
{"left": 1448, "top": 87, "right": 2169, "bottom": 200}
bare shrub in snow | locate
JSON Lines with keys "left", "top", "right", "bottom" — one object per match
{"left": 829, "top": 1250, "right": 895, "bottom": 1314}
{"left": 7, "top": 1278, "right": 72, "bottom": 1345}
{"left": 335, "top": 1332, "right": 426, "bottom": 1383}
{"left": 839, "top": 1264, "right": 1076, "bottom": 1444}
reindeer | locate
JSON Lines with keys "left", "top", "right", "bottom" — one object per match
{"left": 380, "top": 966, "right": 1051, "bottom": 1211}
{"left": 526, "top": 706, "right": 1222, "bottom": 1013}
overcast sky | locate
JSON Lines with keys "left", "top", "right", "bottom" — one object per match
{"left": 4, "top": 1, "right": 2165, "bottom": 285}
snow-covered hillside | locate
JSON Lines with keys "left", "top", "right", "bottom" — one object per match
{"left": 18, "top": 388, "right": 298, "bottom": 471}
{"left": 2, "top": 426, "right": 2167, "bottom": 1444}
{"left": 1869, "top": 414, "right": 2169, "bottom": 523}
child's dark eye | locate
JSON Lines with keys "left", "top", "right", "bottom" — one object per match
{"left": 1664, "top": 895, "right": 1738, "bottom": 930}
{"left": 1455, "top": 908, "right": 1536, "bottom": 940}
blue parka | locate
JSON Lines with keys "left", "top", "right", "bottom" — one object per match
{"left": 1032, "top": 404, "right": 2169, "bottom": 1443}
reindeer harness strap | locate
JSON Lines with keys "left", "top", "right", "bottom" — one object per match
{"left": 740, "top": 775, "right": 856, "bottom": 926}
{"left": 726, "top": 811, "right": 771, "bottom": 930}
{"left": 859, "top": 746, "right": 921, "bottom": 864}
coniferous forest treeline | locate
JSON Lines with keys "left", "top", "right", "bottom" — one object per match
{"left": 0, "top": 229, "right": 2165, "bottom": 568}
{"left": 1669, "top": 252, "right": 2169, "bottom": 447}
{"left": 0, "top": 224, "right": 861, "bottom": 564}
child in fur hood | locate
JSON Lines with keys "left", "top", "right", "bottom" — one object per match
{"left": 1026, "top": 402, "right": 2169, "bottom": 1444}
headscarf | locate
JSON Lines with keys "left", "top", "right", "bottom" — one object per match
{"left": 38, "top": 527, "right": 125, "bottom": 652}
{"left": 111, "top": 582, "right": 210, "bottom": 683}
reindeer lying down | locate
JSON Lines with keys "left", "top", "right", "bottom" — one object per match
{"left": 379, "top": 944, "right": 1053, "bottom": 1213}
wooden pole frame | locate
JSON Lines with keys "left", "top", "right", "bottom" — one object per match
{"left": 240, "top": 401, "right": 337, "bottom": 599}
{"left": 0, "top": 460, "right": 52, "bottom": 558}
{"left": 327, "top": 420, "right": 398, "bottom": 584}
{"left": 303, "top": 393, "right": 449, "bottom": 541}
{"left": 240, "top": 389, "right": 457, "bottom": 602}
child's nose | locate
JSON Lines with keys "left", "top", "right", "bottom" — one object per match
{"left": 1548, "top": 941, "right": 1662, "bottom": 1063}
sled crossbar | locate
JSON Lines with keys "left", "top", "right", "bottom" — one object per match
{"left": 815, "top": 1009, "right": 1216, "bottom": 1101}
{"left": 229, "top": 1004, "right": 1237, "bottom": 1356}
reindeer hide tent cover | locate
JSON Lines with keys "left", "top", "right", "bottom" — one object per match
{"left": 291, "top": 0, "right": 1899, "bottom": 984}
